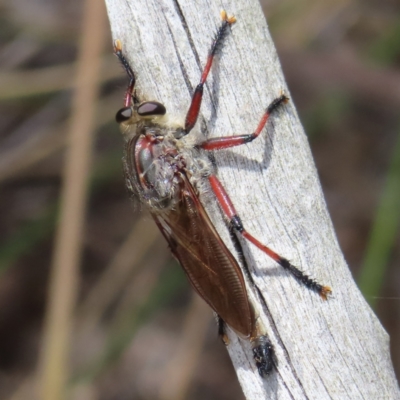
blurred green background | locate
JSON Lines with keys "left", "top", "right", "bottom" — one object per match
{"left": 0, "top": 0, "right": 399, "bottom": 399}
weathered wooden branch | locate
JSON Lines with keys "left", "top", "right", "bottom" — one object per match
{"left": 104, "top": 1, "right": 399, "bottom": 398}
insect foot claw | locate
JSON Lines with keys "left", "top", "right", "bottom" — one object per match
{"left": 220, "top": 10, "right": 236, "bottom": 25}
{"left": 221, "top": 333, "right": 230, "bottom": 346}
{"left": 251, "top": 336, "right": 274, "bottom": 377}
{"left": 278, "top": 89, "right": 290, "bottom": 102}
{"left": 113, "top": 39, "right": 122, "bottom": 53}
{"left": 320, "top": 286, "right": 332, "bottom": 301}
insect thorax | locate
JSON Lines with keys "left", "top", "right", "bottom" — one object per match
{"left": 123, "top": 121, "right": 213, "bottom": 212}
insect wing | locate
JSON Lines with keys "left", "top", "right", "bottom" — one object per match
{"left": 153, "top": 177, "right": 253, "bottom": 337}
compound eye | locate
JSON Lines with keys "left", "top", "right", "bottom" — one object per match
{"left": 116, "top": 107, "right": 132, "bottom": 123}
{"left": 137, "top": 101, "right": 166, "bottom": 117}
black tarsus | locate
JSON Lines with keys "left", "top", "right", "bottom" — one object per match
{"left": 278, "top": 257, "right": 325, "bottom": 295}
{"left": 114, "top": 43, "right": 139, "bottom": 105}
{"left": 267, "top": 94, "right": 289, "bottom": 114}
{"left": 209, "top": 19, "right": 231, "bottom": 57}
{"left": 252, "top": 335, "right": 275, "bottom": 376}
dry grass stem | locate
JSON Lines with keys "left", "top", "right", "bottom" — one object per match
{"left": 158, "top": 294, "right": 213, "bottom": 400}
{"left": 0, "top": 93, "right": 120, "bottom": 183}
{"left": 78, "top": 217, "right": 160, "bottom": 325}
{"left": 0, "top": 56, "right": 120, "bottom": 100}
{"left": 37, "top": 0, "right": 107, "bottom": 399}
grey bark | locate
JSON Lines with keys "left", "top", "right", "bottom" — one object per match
{"left": 104, "top": 0, "right": 399, "bottom": 399}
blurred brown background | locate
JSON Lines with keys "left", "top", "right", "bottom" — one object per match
{"left": 0, "top": 0, "right": 399, "bottom": 399}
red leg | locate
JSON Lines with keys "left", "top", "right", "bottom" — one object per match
{"left": 208, "top": 174, "right": 331, "bottom": 300}
{"left": 114, "top": 39, "right": 139, "bottom": 107}
{"left": 184, "top": 11, "right": 236, "bottom": 134}
{"left": 200, "top": 95, "right": 289, "bottom": 151}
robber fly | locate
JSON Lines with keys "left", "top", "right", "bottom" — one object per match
{"left": 114, "top": 11, "right": 331, "bottom": 377}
